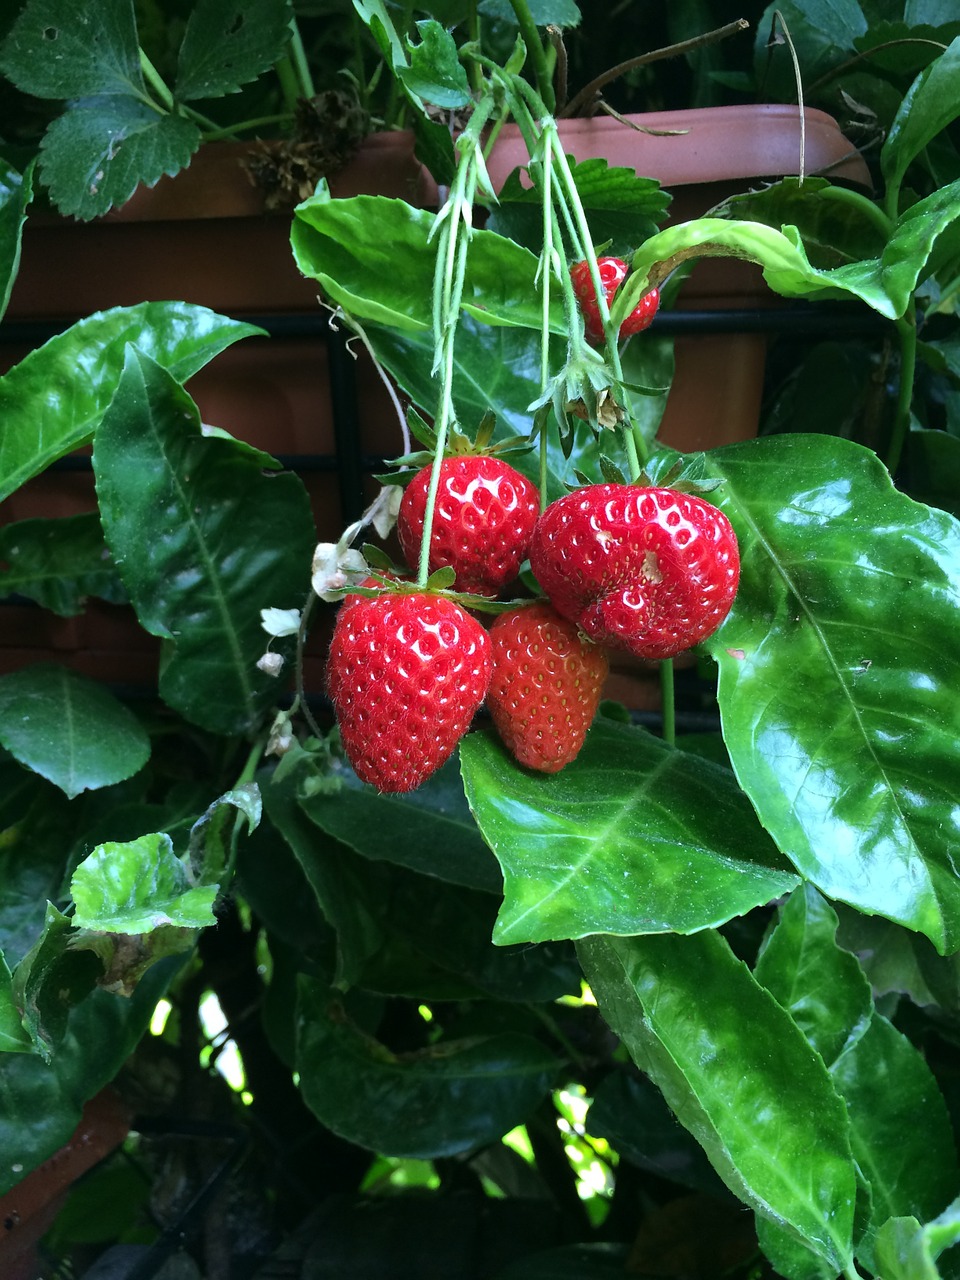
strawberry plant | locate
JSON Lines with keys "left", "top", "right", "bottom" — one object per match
{"left": 2, "top": 1, "right": 960, "bottom": 1276}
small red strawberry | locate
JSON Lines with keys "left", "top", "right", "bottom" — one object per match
{"left": 529, "top": 484, "right": 740, "bottom": 661}
{"left": 397, "top": 455, "right": 539, "bottom": 597}
{"left": 570, "top": 257, "right": 660, "bottom": 344}
{"left": 327, "top": 591, "right": 492, "bottom": 792}
{"left": 487, "top": 602, "right": 609, "bottom": 773}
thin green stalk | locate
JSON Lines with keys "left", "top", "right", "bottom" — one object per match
{"left": 274, "top": 54, "right": 303, "bottom": 117}
{"left": 221, "top": 738, "right": 267, "bottom": 888}
{"left": 506, "top": 0, "right": 555, "bottom": 111}
{"left": 288, "top": 16, "right": 316, "bottom": 101}
{"left": 466, "top": 0, "right": 482, "bottom": 96}
{"left": 538, "top": 130, "right": 555, "bottom": 513}
{"left": 886, "top": 301, "right": 917, "bottom": 476}
{"left": 139, "top": 49, "right": 174, "bottom": 111}
{"left": 201, "top": 113, "right": 293, "bottom": 140}
{"left": 417, "top": 147, "right": 483, "bottom": 586}
{"left": 659, "top": 660, "right": 676, "bottom": 746}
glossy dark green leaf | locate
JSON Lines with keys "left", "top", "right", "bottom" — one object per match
{"left": 0, "top": 957, "right": 178, "bottom": 1195}
{"left": 0, "top": 665, "right": 150, "bottom": 798}
{"left": 836, "top": 1014, "right": 960, "bottom": 1271}
{"left": 38, "top": 99, "right": 200, "bottom": 220}
{"left": 0, "top": 303, "right": 262, "bottom": 504}
{"left": 756, "top": 885, "right": 873, "bottom": 1068}
{"left": 296, "top": 976, "right": 559, "bottom": 1158}
{"left": 0, "top": 761, "right": 75, "bottom": 963}
{"left": 175, "top": 0, "right": 293, "bottom": 100}
{"left": 0, "top": 0, "right": 142, "bottom": 98}
{"left": 298, "top": 755, "right": 502, "bottom": 894}
{"left": 876, "top": 1199, "right": 960, "bottom": 1280}
{"left": 659, "top": 434, "right": 960, "bottom": 953}
{"left": 911, "top": 424, "right": 960, "bottom": 519}
{"left": 70, "top": 832, "right": 217, "bottom": 932}
{"left": 0, "top": 157, "right": 31, "bottom": 323}
{"left": 587, "top": 1070, "right": 730, "bottom": 1199}
{"left": 291, "top": 194, "right": 564, "bottom": 333}
{"left": 460, "top": 721, "right": 798, "bottom": 945}
{"left": 882, "top": 35, "right": 960, "bottom": 203}
{"left": 579, "top": 931, "right": 857, "bottom": 1274}
{"left": 756, "top": 886, "right": 959, "bottom": 1273}
{"left": 93, "top": 350, "right": 315, "bottom": 734}
{"left": 262, "top": 767, "right": 387, "bottom": 987}
{"left": 0, "top": 515, "right": 127, "bottom": 614}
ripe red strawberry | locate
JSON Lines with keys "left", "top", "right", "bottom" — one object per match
{"left": 529, "top": 484, "right": 740, "bottom": 661}
{"left": 570, "top": 257, "right": 660, "bottom": 344}
{"left": 487, "top": 602, "right": 609, "bottom": 773}
{"left": 397, "top": 456, "right": 539, "bottom": 597}
{"left": 327, "top": 592, "right": 492, "bottom": 792}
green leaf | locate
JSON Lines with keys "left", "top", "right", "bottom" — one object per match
{"left": 876, "top": 1199, "right": 960, "bottom": 1280}
{"left": 262, "top": 766, "right": 387, "bottom": 988}
{"left": 291, "top": 194, "right": 564, "bottom": 333}
{"left": 0, "top": 515, "right": 127, "bottom": 615}
{"left": 296, "top": 976, "right": 559, "bottom": 1158}
{"left": 478, "top": 0, "right": 581, "bottom": 26}
{"left": 187, "top": 783, "right": 261, "bottom": 884}
{"left": 0, "top": 157, "right": 32, "bottom": 324}
{"left": 882, "top": 35, "right": 960, "bottom": 204}
{"left": 579, "top": 931, "right": 857, "bottom": 1274}
{"left": 38, "top": 97, "right": 200, "bottom": 220}
{"left": 0, "top": 0, "right": 143, "bottom": 99}
{"left": 756, "top": 886, "right": 959, "bottom": 1272}
{"left": 0, "top": 957, "right": 177, "bottom": 1194}
{"left": 352, "top": 0, "right": 406, "bottom": 70}
{"left": 626, "top": 213, "right": 935, "bottom": 320}
{"left": 297, "top": 755, "right": 502, "bottom": 895}
{"left": 71, "top": 831, "right": 217, "bottom": 932}
{"left": 0, "top": 951, "right": 33, "bottom": 1054}
{"left": 753, "top": 0, "right": 867, "bottom": 91}
{"left": 0, "top": 302, "right": 262, "bottom": 505}
{"left": 12, "top": 904, "right": 100, "bottom": 1059}
{"left": 668, "top": 434, "right": 960, "bottom": 953}
{"left": 487, "top": 157, "right": 670, "bottom": 257}
{"left": 0, "top": 665, "right": 150, "bottom": 798}
{"left": 715, "top": 177, "right": 888, "bottom": 268}
{"left": 834, "top": 1015, "right": 960, "bottom": 1271}
{"left": 175, "top": 0, "right": 294, "bottom": 101}
{"left": 755, "top": 885, "right": 873, "bottom": 1068}
{"left": 0, "top": 762, "right": 75, "bottom": 964}
{"left": 587, "top": 1070, "right": 730, "bottom": 1199}
{"left": 400, "top": 20, "right": 472, "bottom": 109}
{"left": 459, "top": 721, "right": 798, "bottom": 946}
{"left": 92, "top": 350, "right": 315, "bottom": 734}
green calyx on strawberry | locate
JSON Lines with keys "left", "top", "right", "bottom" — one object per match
{"left": 529, "top": 483, "right": 740, "bottom": 661}
{"left": 326, "top": 590, "right": 492, "bottom": 793}
{"left": 487, "top": 602, "right": 609, "bottom": 774}
{"left": 395, "top": 415, "right": 540, "bottom": 598}
{"left": 571, "top": 257, "right": 660, "bottom": 345}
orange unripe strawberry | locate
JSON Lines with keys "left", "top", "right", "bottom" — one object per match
{"left": 487, "top": 602, "right": 608, "bottom": 773}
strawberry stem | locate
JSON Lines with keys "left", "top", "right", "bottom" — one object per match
{"left": 417, "top": 106, "right": 493, "bottom": 587}
{"left": 660, "top": 659, "right": 676, "bottom": 747}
